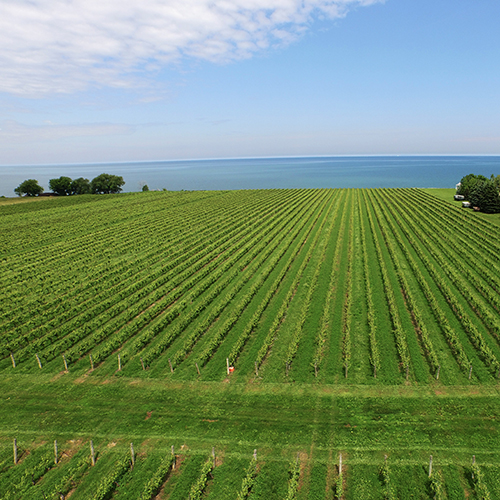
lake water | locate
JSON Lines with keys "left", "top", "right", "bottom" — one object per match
{"left": 1, "top": 156, "right": 499, "bottom": 197}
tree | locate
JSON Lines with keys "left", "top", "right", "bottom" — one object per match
{"left": 49, "top": 176, "right": 72, "bottom": 196}
{"left": 90, "top": 173, "right": 125, "bottom": 194}
{"left": 469, "top": 179, "right": 500, "bottom": 214}
{"left": 142, "top": 184, "right": 149, "bottom": 192}
{"left": 456, "top": 174, "right": 488, "bottom": 199}
{"left": 14, "top": 179, "right": 43, "bottom": 197}
{"left": 70, "top": 177, "right": 91, "bottom": 195}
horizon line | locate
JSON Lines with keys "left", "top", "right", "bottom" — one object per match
{"left": 1, "top": 153, "right": 500, "bottom": 168}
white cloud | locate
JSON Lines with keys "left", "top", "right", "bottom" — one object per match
{"left": 0, "top": 0, "right": 382, "bottom": 97}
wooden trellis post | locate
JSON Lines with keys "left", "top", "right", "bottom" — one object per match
{"left": 196, "top": 363, "right": 201, "bottom": 375}
{"left": 10, "top": 353, "right": 16, "bottom": 368}
{"left": 54, "top": 440, "right": 58, "bottom": 465}
{"left": 428, "top": 455, "right": 433, "bottom": 478}
{"left": 130, "top": 443, "right": 135, "bottom": 467}
{"left": 436, "top": 366, "right": 441, "bottom": 380}
{"left": 140, "top": 358, "right": 145, "bottom": 370}
{"left": 36, "top": 354, "right": 42, "bottom": 369}
{"left": 314, "top": 363, "right": 318, "bottom": 377}
{"left": 171, "top": 445, "right": 175, "bottom": 469}
{"left": 13, "top": 439, "right": 17, "bottom": 465}
{"left": 63, "top": 354, "right": 68, "bottom": 372}
{"left": 118, "top": 354, "right": 122, "bottom": 371}
{"left": 255, "top": 362, "right": 259, "bottom": 377}
{"left": 226, "top": 358, "right": 230, "bottom": 376}
{"left": 253, "top": 449, "right": 257, "bottom": 460}
{"left": 90, "top": 440, "right": 95, "bottom": 466}
{"left": 469, "top": 365, "right": 473, "bottom": 380}
{"left": 168, "top": 359, "right": 174, "bottom": 373}
{"left": 339, "top": 453, "right": 342, "bottom": 475}
{"left": 89, "top": 355, "right": 94, "bottom": 371}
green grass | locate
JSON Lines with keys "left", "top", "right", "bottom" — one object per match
{"left": 1, "top": 375, "right": 500, "bottom": 453}
{"left": 206, "top": 457, "right": 247, "bottom": 499}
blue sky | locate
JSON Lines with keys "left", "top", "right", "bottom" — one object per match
{"left": 1, "top": 0, "right": 500, "bottom": 165}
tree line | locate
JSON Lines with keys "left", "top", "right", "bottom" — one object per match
{"left": 14, "top": 174, "right": 125, "bottom": 197}
{"left": 457, "top": 173, "right": 500, "bottom": 213}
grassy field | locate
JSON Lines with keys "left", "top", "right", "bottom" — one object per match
{"left": 1, "top": 188, "right": 500, "bottom": 498}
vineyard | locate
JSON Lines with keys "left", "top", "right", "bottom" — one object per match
{"left": 1, "top": 188, "right": 500, "bottom": 498}
{"left": 2, "top": 437, "right": 500, "bottom": 500}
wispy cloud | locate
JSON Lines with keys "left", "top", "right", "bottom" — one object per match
{"left": 0, "top": 120, "right": 134, "bottom": 144}
{"left": 0, "top": 0, "right": 383, "bottom": 97}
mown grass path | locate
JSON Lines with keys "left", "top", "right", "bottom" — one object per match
{"left": 1, "top": 374, "right": 500, "bottom": 458}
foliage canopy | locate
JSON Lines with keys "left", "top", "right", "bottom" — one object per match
{"left": 456, "top": 173, "right": 488, "bottom": 199}
{"left": 91, "top": 173, "right": 125, "bottom": 194}
{"left": 469, "top": 178, "right": 500, "bottom": 213}
{"left": 457, "top": 173, "right": 500, "bottom": 213}
{"left": 49, "top": 176, "right": 72, "bottom": 196}
{"left": 38, "top": 174, "right": 122, "bottom": 197}
{"left": 14, "top": 179, "right": 44, "bottom": 197}
{"left": 70, "top": 177, "right": 91, "bottom": 195}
